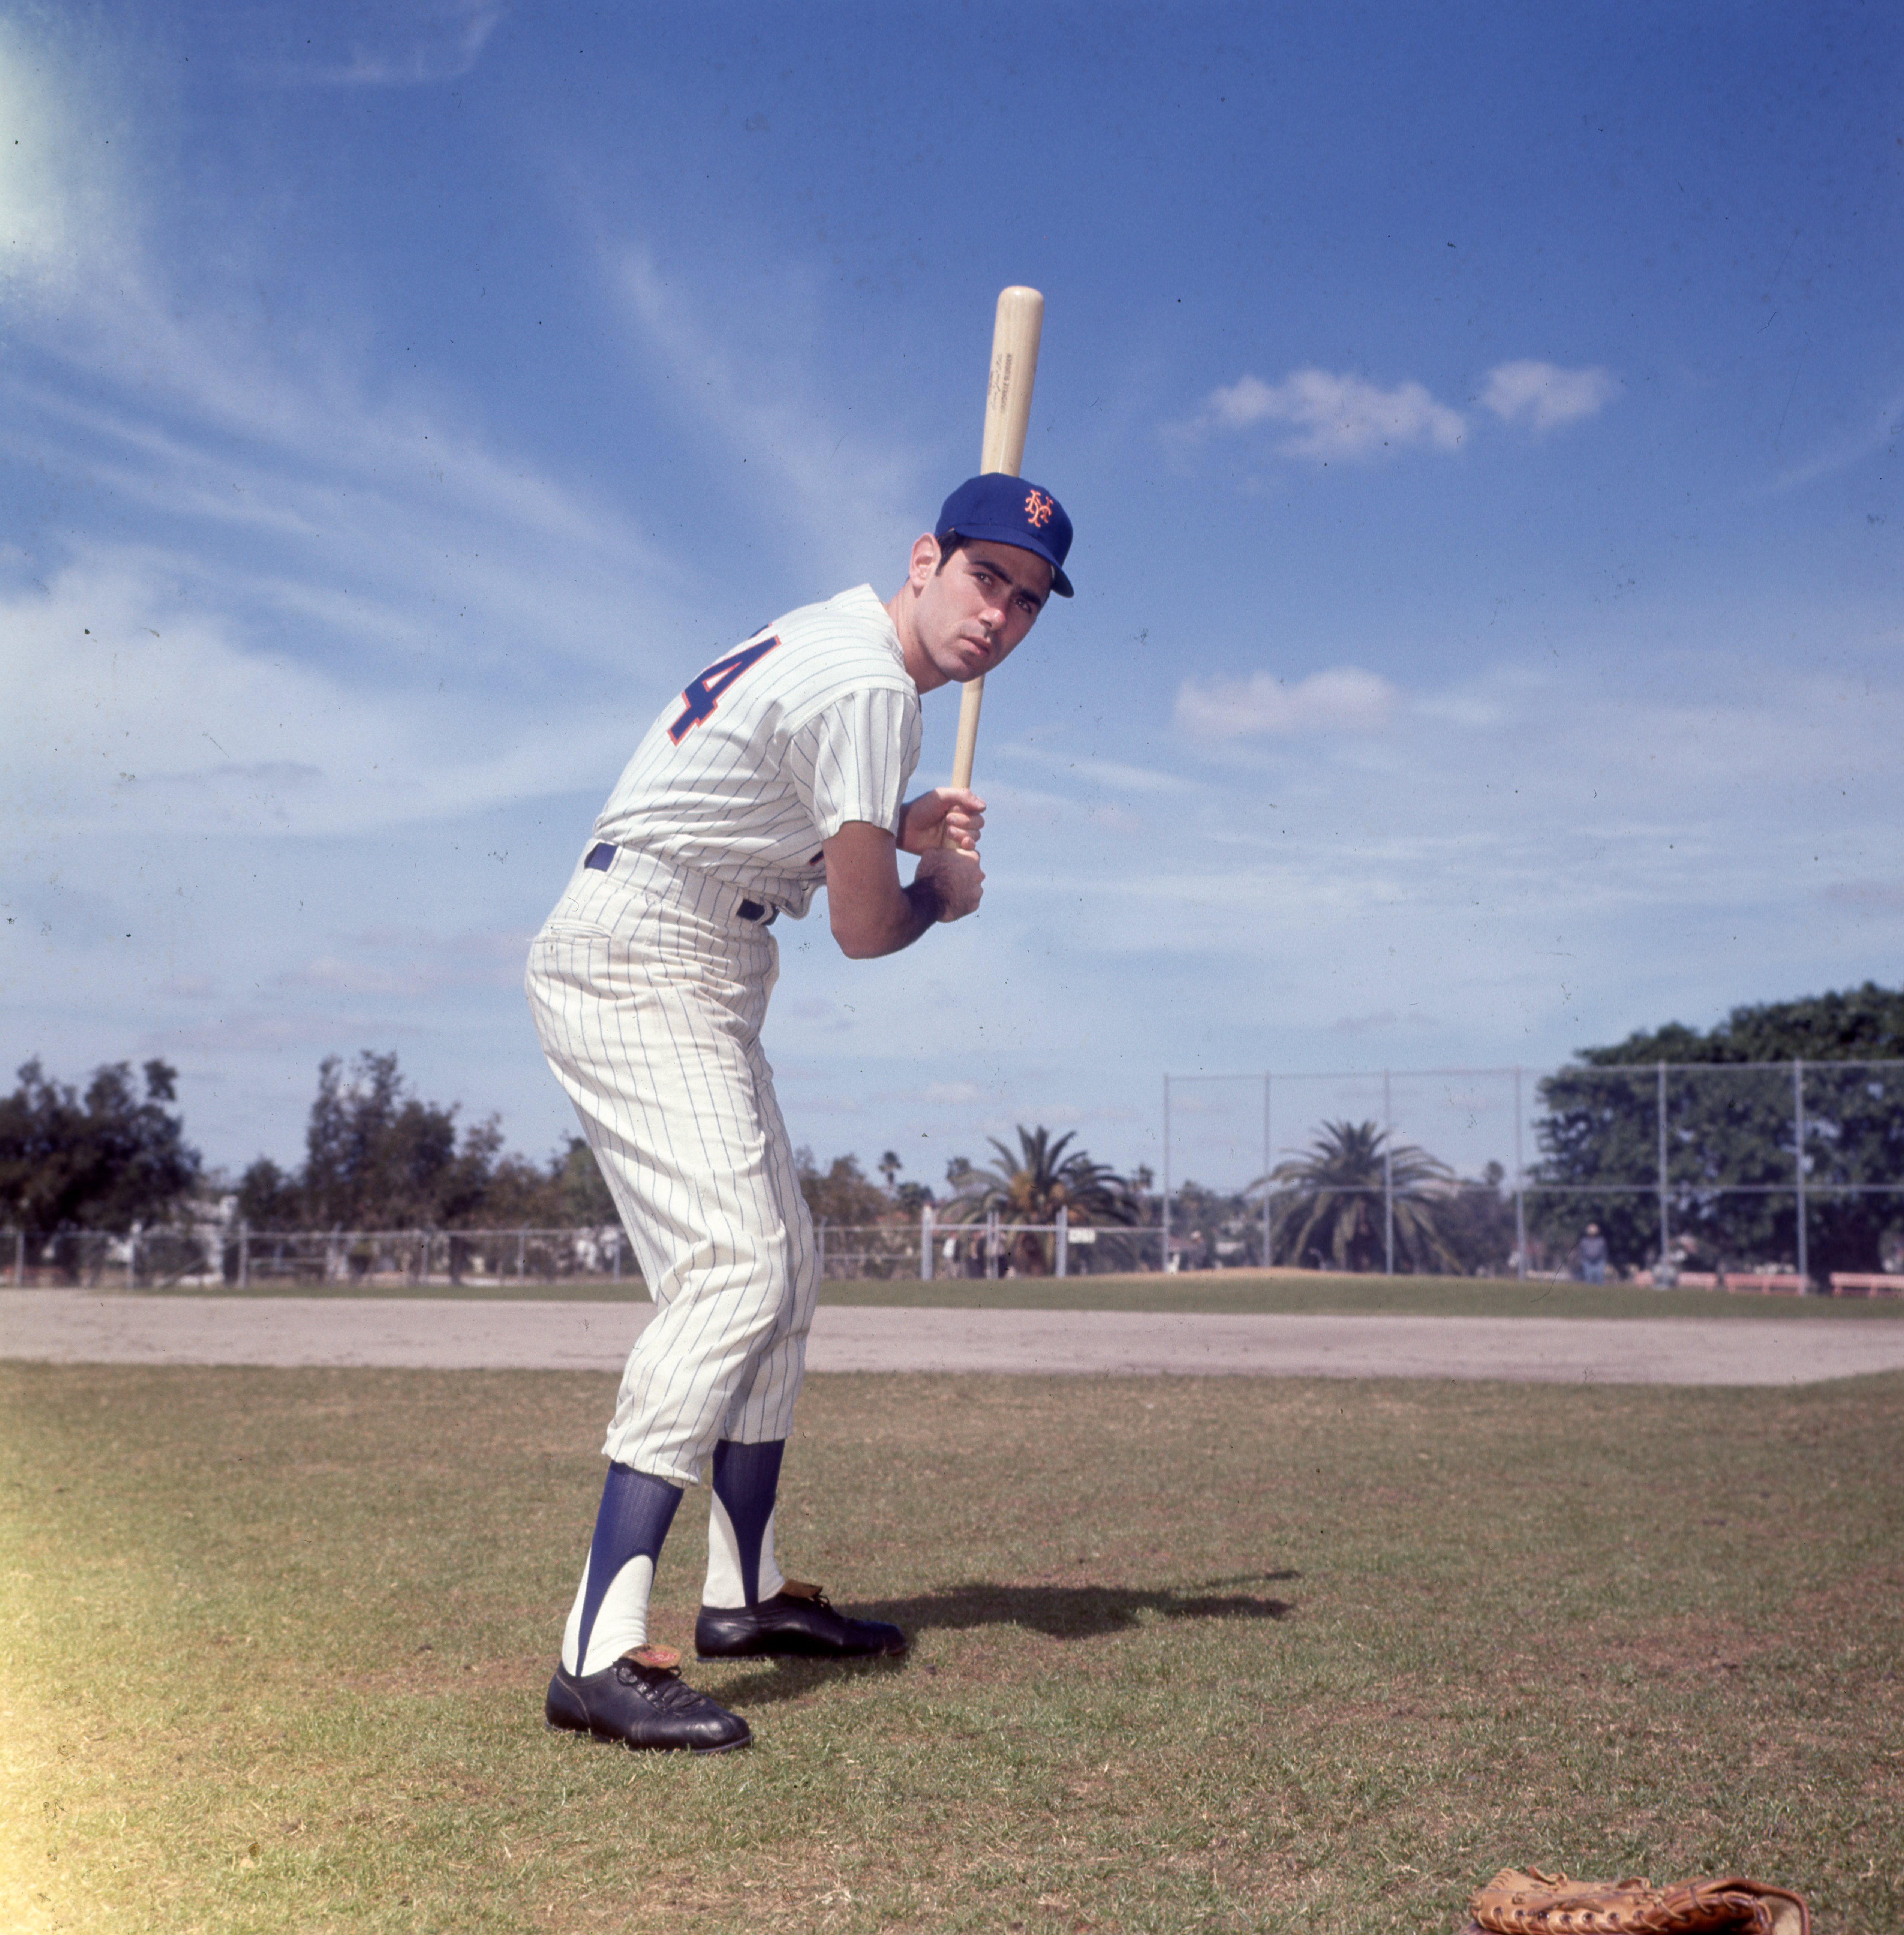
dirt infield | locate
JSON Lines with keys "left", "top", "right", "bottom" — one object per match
{"left": 4, "top": 1290, "right": 1903, "bottom": 1384}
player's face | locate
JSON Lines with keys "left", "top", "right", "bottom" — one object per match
{"left": 910, "top": 540, "right": 1052, "bottom": 687}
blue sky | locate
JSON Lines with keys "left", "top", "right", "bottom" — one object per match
{"left": 4, "top": 1, "right": 1899, "bottom": 1192}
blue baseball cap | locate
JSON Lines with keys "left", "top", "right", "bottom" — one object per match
{"left": 935, "top": 473, "right": 1074, "bottom": 598}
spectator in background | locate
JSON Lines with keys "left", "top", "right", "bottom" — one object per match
{"left": 1579, "top": 1223, "right": 1609, "bottom": 1284}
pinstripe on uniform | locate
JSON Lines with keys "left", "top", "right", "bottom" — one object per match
{"left": 594, "top": 586, "right": 921, "bottom": 918}
{"left": 526, "top": 586, "right": 921, "bottom": 1640}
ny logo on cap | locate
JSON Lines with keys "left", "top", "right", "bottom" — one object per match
{"left": 1022, "top": 488, "right": 1054, "bottom": 529}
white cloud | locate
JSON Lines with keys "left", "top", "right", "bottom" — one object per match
{"left": 611, "top": 250, "right": 918, "bottom": 578}
{"left": 993, "top": 746, "right": 1198, "bottom": 796}
{"left": 1070, "top": 647, "right": 1904, "bottom": 989}
{"left": 1189, "top": 368, "right": 1465, "bottom": 460}
{"left": 0, "top": 560, "right": 639, "bottom": 838}
{"left": 1821, "top": 881, "right": 1904, "bottom": 912}
{"left": 0, "top": 13, "right": 697, "bottom": 699}
{"left": 276, "top": 924, "right": 535, "bottom": 995}
{"left": 0, "top": 33, "right": 719, "bottom": 850}
{"left": 2, "top": 379, "right": 691, "bottom": 694}
{"left": 1085, "top": 803, "right": 1144, "bottom": 834}
{"left": 1174, "top": 667, "right": 1399, "bottom": 741}
{"left": 241, "top": 3, "right": 505, "bottom": 87}
{"left": 1174, "top": 360, "right": 1616, "bottom": 464}
{"left": 1767, "top": 384, "right": 1904, "bottom": 493}
{"left": 1330, "top": 1010, "right": 1400, "bottom": 1034}
{"left": 0, "top": 18, "right": 132, "bottom": 312}
{"left": 1480, "top": 360, "right": 1619, "bottom": 432}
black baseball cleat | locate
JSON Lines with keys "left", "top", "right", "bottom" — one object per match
{"left": 544, "top": 1643, "right": 751, "bottom": 1753}
{"left": 695, "top": 1579, "right": 907, "bottom": 1661}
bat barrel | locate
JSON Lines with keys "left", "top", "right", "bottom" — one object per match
{"left": 981, "top": 287, "right": 1044, "bottom": 476}
{"left": 957, "top": 286, "right": 1044, "bottom": 793}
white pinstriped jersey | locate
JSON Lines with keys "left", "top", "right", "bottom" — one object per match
{"left": 592, "top": 585, "right": 921, "bottom": 919}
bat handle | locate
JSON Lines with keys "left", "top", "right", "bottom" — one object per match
{"left": 950, "top": 676, "right": 984, "bottom": 794}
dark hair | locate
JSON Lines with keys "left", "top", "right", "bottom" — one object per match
{"left": 932, "top": 533, "right": 971, "bottom": 574}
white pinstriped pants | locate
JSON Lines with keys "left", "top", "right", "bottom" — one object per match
{"left": 524, "top": 852, "right": 818, "bottom": 1487}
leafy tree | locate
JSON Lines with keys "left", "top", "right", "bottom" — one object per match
{"left": 0, "top": 1059, "right": 200, "bottom": 1250}
{"left": 867, "top": 1148, "right": 935, "bottom": 1213}
{"left": 794, "top": 1148, "right": 893, "bottom": 1226}
{"left": 234, "top": 1156, "right": 303, "bottom": 1230}
{"left": 1129, "top": 1164, "right": 1156, "bottom": 1222}
{"left": 950, "top": 1126, "right": 1139, "bottom": 1223}
{"left": 1533, "top": 983, "right": 1904, "bottom": 1278}
{"left": 240, "top": 1051, "right": 541, "bottom": 1230}
{"left": 1256, "top": 1119, "right": 1458, "bottom": 1274}
{"left": 1432, "top": 1161, "right": 1520, "bottom": 1276}
{"left": 556, "top": 1137, "right": 619, "bottom": 1225}
{"left": 471, "top": 1147, "right": 562, "bottom": 1229}
{"left": 231, "top": 1055, "right": 638, "bottom": 1234}
{"left": 1167, "top": 1179, "right": 1265, "bottom": 1269}
{"left": 942, "top": 1125, "right": 1138, "bottom": 1274}
{"left": 300, "top": 1053, "right": 466, "bottom": 1227}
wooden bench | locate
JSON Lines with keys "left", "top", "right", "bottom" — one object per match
{"left": 1724, "top": 1272, "right": 1808, "bottom": 1295}
{"left": 1672, "top": 1271, "right": 1720, "bottom": 1289}
{"left": 1828, "top": 1272, "right": 1904, "bottom": 1298}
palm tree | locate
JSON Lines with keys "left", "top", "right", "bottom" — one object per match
{"left": 1252, "top": 1119, "right": 1458, "bottom": 1274}
{"left": 944, "top": 1125, "right": 1137, "bottom": 1275}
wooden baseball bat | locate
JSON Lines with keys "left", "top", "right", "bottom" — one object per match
{"left": 949, "top": 285, "right": 1043, "bottom": 793}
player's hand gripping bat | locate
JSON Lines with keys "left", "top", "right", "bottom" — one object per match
{"left": 948, "top": 285, "right": 1044, "bottom": 795}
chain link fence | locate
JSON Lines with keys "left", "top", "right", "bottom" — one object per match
{"left": 824, "top": 1210, "right": 1165, "bottom": 1281}
{"left": 0, "top": 1228, "right": 229, "bottom": 1290}
{"left": 1, "top": 1214, "right": 1170, "bottom": 1289}
{"left": 1162, "top": 1060, "right": 1904, "bottom": 1289}
{"left": 20, "top": 1055, "right": 1900, "bottom": 1297}
{"left": 0, "top": 1226, "right": 636, "bottom": 1290}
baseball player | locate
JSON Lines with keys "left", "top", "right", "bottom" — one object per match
{"left": 526, "top": 474, "right": 1075, "bottom": 1753}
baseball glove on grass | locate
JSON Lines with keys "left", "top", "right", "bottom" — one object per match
{"left": 1468, "top": 1868, "right": 1809, "bottom": 1935}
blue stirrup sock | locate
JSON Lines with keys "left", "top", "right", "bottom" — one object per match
{"left": 562, "top": 1462, "right": 683, "bottom": 1676}
{"left": 702, "top": 1438, "right": 787, "bottom": 1609}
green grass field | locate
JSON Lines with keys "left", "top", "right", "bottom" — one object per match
{"left": 4, "top": 1362, "right": 1900, "bottom": 1934}
{"left": 816, "top": 1270, "right": 1904, "bottom": 1322}
{"left": 130, "top": 1266, "right": 1904, "bottom": 1320}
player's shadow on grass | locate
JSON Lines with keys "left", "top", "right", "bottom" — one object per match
{"left": 706, "top": 1572, "right": 1297, "bottom": 1707}
{"left": 875, "top": 1571, "right": 1300, "bottom": 1642}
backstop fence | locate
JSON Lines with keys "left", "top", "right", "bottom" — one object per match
{"left": 1162, "top": 1060, "right": 1904, "bottom": 1286}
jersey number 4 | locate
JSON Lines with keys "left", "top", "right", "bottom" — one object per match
{"left": 667, "top": 636, "right": 780, "bottom": 744}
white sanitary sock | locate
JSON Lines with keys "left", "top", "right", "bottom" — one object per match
{"left": 562, "top": 1553, "right": 657, "bottom": 1675}
{"left": 701, "top": 1493, "right": 785, "bottom": 1609}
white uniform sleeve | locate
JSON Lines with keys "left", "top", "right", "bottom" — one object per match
{"left": 788, "top": 687, "right": 920, "bottom": 844}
